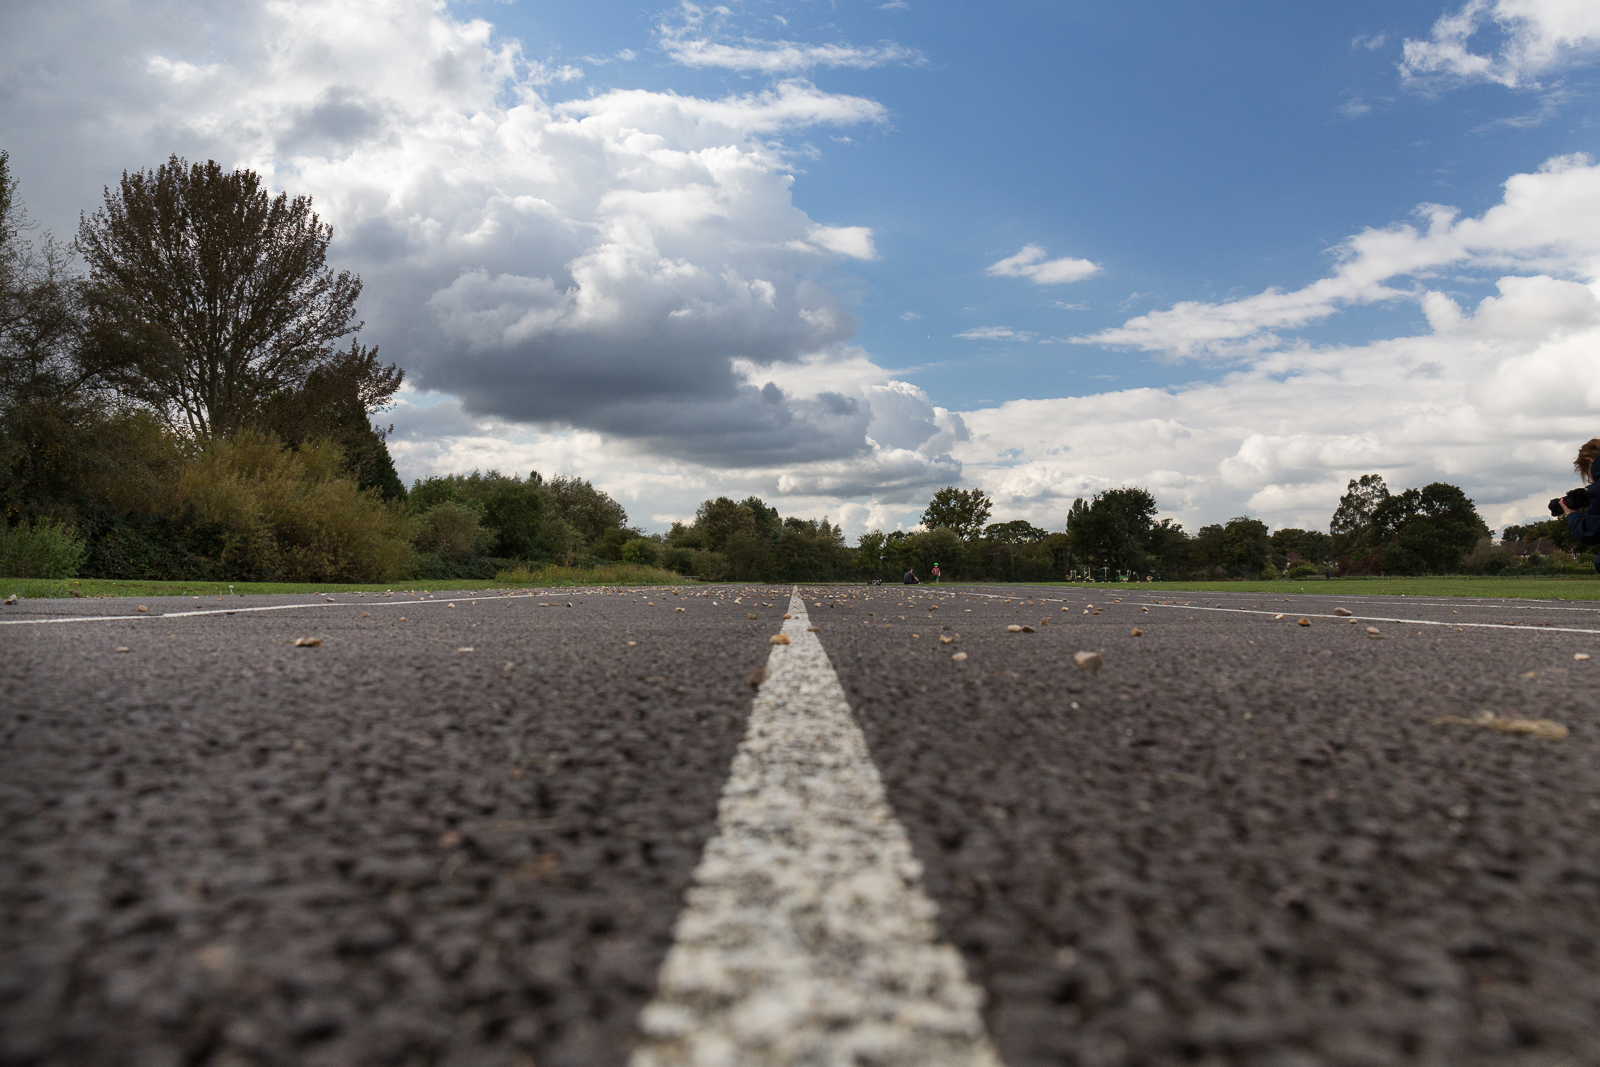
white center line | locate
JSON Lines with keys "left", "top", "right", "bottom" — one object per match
{"left": 631, "top": 590, "right": 1001, "bottom": 1067}
{"left": 1143, "top": 602, "right": 1600, "bottom": 635}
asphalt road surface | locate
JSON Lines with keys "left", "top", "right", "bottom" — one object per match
{"left": 2, "top": 584, "right": 1598, "bottom": 1067}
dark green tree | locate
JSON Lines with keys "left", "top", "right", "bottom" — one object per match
{"left": 1501, "top": 518, "right": 1574, "bottom": 550}
{"left": 252, "top": 341, "right": 404, "bottom": 498}
{"left": 1330, "top": 474, "right": 1389, "bottom": 539}
{"left": 1369, "top": 482, "right": 1488, "bottom": 573}
{"left": 694, "top": 496, "right": 758, "bottom": 552}
{"left": 483, "top": 482, "right": 545, "bottom": 559}
{"left": 1270, "top": 527, "right": 1332, "bottom": 565}
{"left": 1065, "top": 487, "right": 1158, "bottom": 571}
{"left": 921, "top": 486, "right": 992, "bottom": 540}
{"left": 543, "top": 474, "right": 628, "bottom": 545}
{"left": 77, "top": 156, "right": 399, "bottom": 439}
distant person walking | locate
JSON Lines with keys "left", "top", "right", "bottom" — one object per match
{"left": 931, "top": 563, "right": 941, "bottom": 582}
{"left": 902, "top": 569, "right": 920, "bottom": 585}
{"left": 1560, "top": 438, "right": 1600, "bottom": 572}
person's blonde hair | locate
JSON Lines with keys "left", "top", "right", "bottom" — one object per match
{"left": 1577, "top": 438, "right": 1600, "bottom": 481}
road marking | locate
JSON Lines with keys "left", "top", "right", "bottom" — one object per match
{"left": 632, "top": 590, "right": 1001, "bottom": 1067}
{"left": 948, "top": 589, "right": 1600, "bottom": 627}
{"left": 1143, "top": 602, "right": 1600, "bottom": 635}
{"left": 0, "top": 590, "right": 583, "bottom": 626}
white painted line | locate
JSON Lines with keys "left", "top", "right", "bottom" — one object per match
{"left": 1143, "top": 602, "right": 1600, "bottom": 636}
{"left": 632, "top": 590, "right": 1001, "bottom": 1067}
{"left": 940, "top": 585, "right": 1600, "bottom": 627}
{"left": 0, "top": 590, "right": 573, "bottom": 627}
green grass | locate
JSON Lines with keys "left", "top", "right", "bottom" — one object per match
{"left": 1016, "top": 575, "right": 1600, "bottom": 600}
{"left": 495, "top": 563, "right": 693, "bottom": 587}
{"left": 0, "top": 563, "right": 693, "bottom": 599}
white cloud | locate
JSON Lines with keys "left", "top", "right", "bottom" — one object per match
{"left": 1400, "top": 0, "right": 1600, "bottom": 88}
{"left": 986, "top": 244, "right": 1101, "bottom": 285}
{"left": 805, "top": 225, "right": 877, "bottom": 259}
{"left": 959, "top": 275, "right": 1600, "bottom": 534}
{"left": 1352, "top": 32, "right": 1387, "bottom": 51}
{"left": 659, "top": 3, "right": 924, "bottom": 72}
{"left": 0, "top": 0, "right": 972, "bottom": 530}
{"left": 1080, "top": 154, "right": 1600, "bottom": 358}
{"left": 955, "top": 326, "right": 1036, "bottom": 341}
{"left": 958, "top": 155, "right": 1600, "bottom": 535}
{"left": 1336, "top": 97, "right": 1372, "bottom": 119}
{"left": 900, "top": 310, "right": 921, "bottom": 320}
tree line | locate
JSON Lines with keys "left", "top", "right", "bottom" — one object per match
{"left": 0, "top": 152, "right": 644, "bottom": 581}
{"left": 5, "top": 151, "right": 1583, "bottom": 584}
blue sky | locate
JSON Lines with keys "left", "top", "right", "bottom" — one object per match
{"left": 3, "top": 0, "right": 1599, "bottom": 536}
{"left": 494, "top": 0, "right": 1596, "bottom": 402}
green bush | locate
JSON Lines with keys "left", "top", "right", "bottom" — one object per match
{"left": 408, "top": 552, "right": 515, "bottom": 580}
{"left": 179, "top": 431, "right": 412, "bottom": 582}
{"left": 0, "top": 520, "right": 87, "bottom": 578}
{"left": 620, "top": 537, "right": 658, "bottom": 565}
{"left": 412, "top": 503, "right": 488, "bottom": 556}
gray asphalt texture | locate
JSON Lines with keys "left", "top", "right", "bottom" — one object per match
{"left": 4, "top": 584, "right": 1599, "bottom": 1066}
{"left": 1, "top": 588, "right": 788, "bottom": 1067}
{"left": 823, "top": 585, "right": 1600, "bottom": 1067}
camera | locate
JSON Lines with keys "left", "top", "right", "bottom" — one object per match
{"left": 1548, "top": 486, "right": 1592, "bottom": 517}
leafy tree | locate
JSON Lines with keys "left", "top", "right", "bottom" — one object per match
{"left": 620, "top": 538, "right": 658, "bottom": 565}
{"left": 1270, "top": 527, "right": 1332, "bottom": 565}
{"left": 921, "top": 486, "right": 992, "bottom": 540}
{"left": 0, "top": 151, "right": 162, "bottom": 530}
{"left": 1369, "top": 482, "right": 1488, "bottom": 573}
{"left": 77, "top": 156, "right": 399, "bottom": 439}
{"left": 1501, "top": 518, "right": 1574, "bottom": 550}
{"left": 1330, "top": 474, "right": 1389, "bottom": 538}
{"left": 542, "top": 474, "right": 628, "bottom": 545}
{"left": 1065, "top": 487, "right": 1158, "bottom": 571}
{"left": 1145, "top": 519, "right": 1191, "bottom": 576}
{"left": 694, "top": 496, "right": 758, "bottom": 552}
{"left": 985, "top": 519, "right": 1047, "bottom": 544}
{"left": 483, "top": 482, "right": 546, "bottom": 559}
{"left": 252, "top": 342, "right": 404, "bottom": 498}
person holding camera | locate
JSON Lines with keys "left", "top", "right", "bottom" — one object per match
{"left": 1557, "top": 438, "right": 1600, "bottom": 571}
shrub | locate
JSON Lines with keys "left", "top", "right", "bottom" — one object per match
{"left": 0, "top": 520, "right": 86, "bottom": 578}
{"left": 620, "top": 538, "right": 658, "bottom": 565}
{"left": 408, "top": 552, "right": 515, "bottom": 580}
{"left": 413, "top": 503, "right": 488, "bottom": 556}
{"left": 179, "top": 431, "right": 412, "bottom": 582}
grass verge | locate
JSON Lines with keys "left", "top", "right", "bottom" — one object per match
{"left": 495, "top": 563, "right": 693, "bottom": 586}
{"left": 0, "top": 564, "right": 693, "bottom": 598}
{"left": 1017, "top": 576, "right": 1600, "bottom": 600}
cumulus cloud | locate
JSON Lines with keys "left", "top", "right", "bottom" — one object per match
{"left": 0, "top": 0, "right": 967, "bottom": 530}
{"left": 962, "top": 275, "right": 1600, "bottom": 534}
{"left": 955, "top": 326, "right": 1036, "bottom": 341}
{"left": 659, "top": 3, "right": 924, "bottom": 72}
{"left": 1400, "top": 0, "right": 1600, "bottom": 88}
{"left": 965, "top": 155, "right": 1600, "bottom": 534}
{"left": 1080, "top": 154, "right": 1600, "bottom": 358}
{"left": 986, "top": 243, "right": 1102, "bottom": 285}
